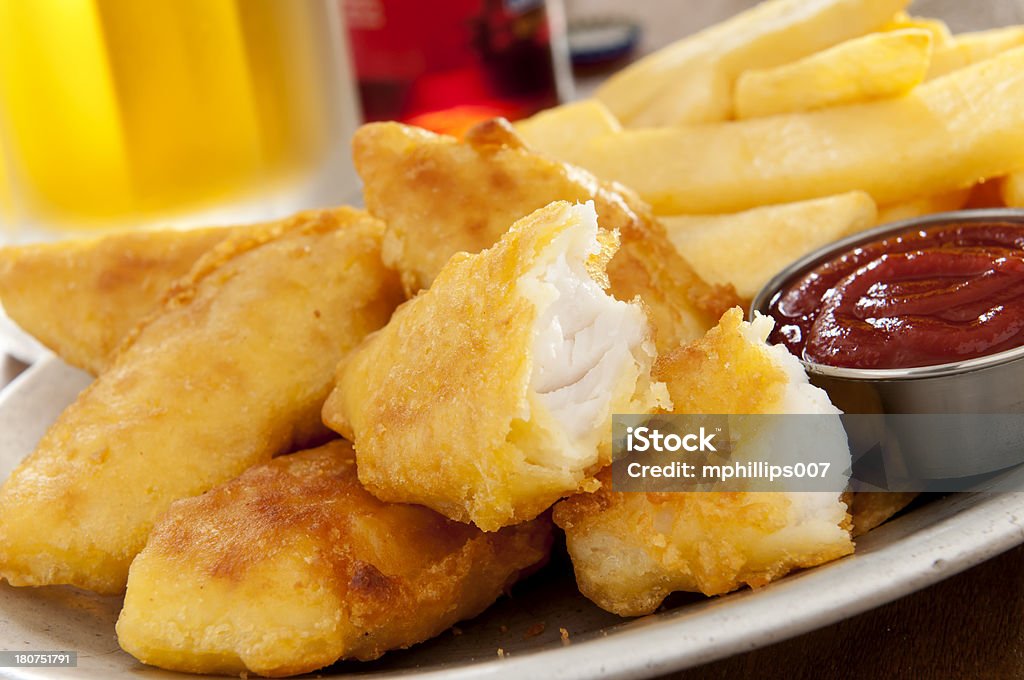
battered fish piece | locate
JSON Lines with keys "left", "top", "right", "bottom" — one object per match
{"left": 354, "top": 119, "right": 737, "bottom": 352}
{"left": 0, "top": 208, "right": 403, "bottom": 594}
{"left": 324, "top": 201, "right": 669, "bottom": 531}
{"left": 850, "top": 491, "right": 918, "bottom": 536}
{"left": 0, "top": 226, "right": 234, "bottom": 374}
{"left": 117, "top": 441, "right": 551, "bottom": 677}
{"left": 553, "top": 309, "right": 853, "bottom": 616}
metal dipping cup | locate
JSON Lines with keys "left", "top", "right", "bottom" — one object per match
{"left": 751, "top": 209, "right": 1024, "bottom": 482}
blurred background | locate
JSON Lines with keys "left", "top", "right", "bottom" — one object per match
{"left": 0, "top": 0, "right": 572, "bottom": 241}
{"left": 2, "top": 0, "right": 1024, "bottom": 243}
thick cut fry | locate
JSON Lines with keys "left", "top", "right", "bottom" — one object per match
{"left": 578, "top": 48, "right": 1024, "bottom": 215}
{"left": 515, "top": 99, "right": 620, "bottom": 166}
{"left": 595, "top": 0, "right": 908, "bottom": 126}
{"left": 928, "top": 26, "right": 1024, "bottom": 79}
{"left": 875, "top": 186, "right": 971, "bottom": 225}
{"left": 553, "top": 309, "right": 853, "bottom": 616}
{"left": 353, "top": 119, "right": 737, "bottom": 353}
{"left": 117, "top": 441, "right": 551, "bottom": 677}
{"left": 0, "top": 209, "right": 403, "bottom": 594}
{"left": 881, "top": 12, "right": 951, "bottom": 46}
{"left": 734, "top": 29, "right": 932, "bottom": 119}
{"left": 662, "top": 192, "right": 876, "bottom": 300}
{"left": 1001, "top": 172, "right": 1024, "bottom": 208}
{"left": 324, "top": 202, "right": 668, "bottom": 531}
{"left": 0, "top": 226, "right": 233, "bottom": 374}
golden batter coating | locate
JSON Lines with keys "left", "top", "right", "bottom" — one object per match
{"left": 324, "top": 201, "right": 668, "bottom": 531}
{"left": 0, "top": 226, "right": 233, "bottom": 374}
{"left": 553, "top": 309, "right": 853, "bottom": 616}
{"left": 662, "top": 308, "right": 905, "bottom": 536}
{"left": 0, "top": 208, "right": 403, "bottom": 594}
{"left": 353, "top": 118, "right": 738, "bottom": 352}
{"left": 850, "top": 491, "right": 918, "bottom": 536}
{"left": 117, "top": 441, "right": 551, "bottom": 678}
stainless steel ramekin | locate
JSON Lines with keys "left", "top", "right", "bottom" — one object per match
{"left": 751, "top": 208, "right": 1024, "bottom": 480}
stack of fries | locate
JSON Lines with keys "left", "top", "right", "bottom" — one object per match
{"left": 0, "top": 0, "right": 1019, "bottom": 677}
{"left": 517, "top": 1, "right": 1024, "bottom": 300}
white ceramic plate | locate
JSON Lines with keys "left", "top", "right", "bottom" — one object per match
{"left": 2, "top": 355, "right": 1024, "bottom": 679}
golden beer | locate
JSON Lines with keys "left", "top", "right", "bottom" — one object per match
{"left": 0, "top": 0, "right": 355, "bottom": 233}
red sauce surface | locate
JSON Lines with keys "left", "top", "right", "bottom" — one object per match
{"left": 767, "top": 221, "right": 1024, "bottom": 369}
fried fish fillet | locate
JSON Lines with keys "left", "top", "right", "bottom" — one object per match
{"left": 0, "top": 208, "right": 403, "bottom": 594}
{"left": 0, "top": 226, "right": 235, "bottom": 374}
{"left": 553, "top": 309, "right": 853, "bottom": 616}
{"left": 353, "top": 119, "right": 737, "bottom": 353}
{"left": 324, "top": 201, "right": 668, "bottom": 531}
{"left": 117, "top": 440, "right": 551, "bottom": 677}
{"left": 850, "top": 491, "right": 918, "bottom": 536}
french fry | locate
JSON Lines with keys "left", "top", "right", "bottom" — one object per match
{"left": 515, "top": 99, "right": 620, "bottom": 165}
{"left": 577, "top": 47, "right": 1024, "bottom": 215}
{"left": 1001, "top": 172, "right": 1024, "bottom": 208}
{"left": 880, "top": 12, "right": 951, "bottom": 46}
{"left": 735, "top": 29, "right": 932, "bottom": 119}
{"left": 661, "top": 192, "right": 876, "bottom": 300}
{"left": 875, "top": 186, "right": 971, "bottom": 225}
{"left": 595, "top": 0, "right": 909, "bottom": 126}
{"left": 928, "top": 26, "right": 1024, "bottom": 79}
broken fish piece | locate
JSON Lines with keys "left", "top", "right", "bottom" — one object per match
{"left": 324, "top": 201, "right": 669, "bottom": 531}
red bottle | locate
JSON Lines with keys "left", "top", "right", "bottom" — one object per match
{"left": 344, "top": 0, "right": 571, "bottom": 136}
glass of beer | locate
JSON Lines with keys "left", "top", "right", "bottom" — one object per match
{"left": 0, "top": 0, "right": 361, "bottom": 240}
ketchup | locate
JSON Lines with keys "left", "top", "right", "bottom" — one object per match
{"left": 767, "top": 221, "right": 1024, "bottom": 369}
